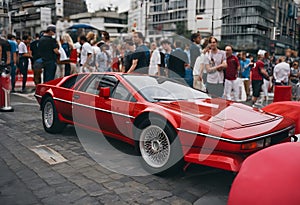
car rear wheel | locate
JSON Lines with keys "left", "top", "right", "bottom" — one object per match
{"left": 42, "top": 97, "right": 66, "bottom": 133}
{"left": 137, "top": 117, "right": 183, "bottom": 175}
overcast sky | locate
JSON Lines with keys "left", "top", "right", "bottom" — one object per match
{"left": 86, "top": 0, "right": 130, "bottom": 13}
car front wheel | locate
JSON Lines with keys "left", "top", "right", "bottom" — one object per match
{"left": 137, "top": 118, "right": 183, "bottom": 175}
{"left": 42, "top": 97, "right": 65, "bottom": 133}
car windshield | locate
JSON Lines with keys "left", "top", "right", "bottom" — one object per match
{"left": 123, "top": 75, "right": 210, "bottom": 102}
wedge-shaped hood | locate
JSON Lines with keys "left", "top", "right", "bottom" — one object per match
{"left": 157, "top": 98, "right": 279, "bottom": 130}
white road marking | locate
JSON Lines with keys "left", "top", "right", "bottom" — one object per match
{"left": 12, "top": 92, "right": 36, "bottom": 101}
{"left": 11, "top": 102, "right": 39, "bottom": 106}
{"left": 30, "top": 145, "right": 68, "bottom": 165}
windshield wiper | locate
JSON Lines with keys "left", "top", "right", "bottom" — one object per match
{"left": 152, "top": 97, "right": 184, "bottom": 101}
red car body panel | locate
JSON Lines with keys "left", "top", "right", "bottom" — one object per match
{"left": 263, "top": 101, "right": 300, "bottom": 134}
{"left": 35, "top": 73, "right": 295, "bottom": 172}
{"left": 228, "top": 142, "right": 300, "bottom": 205}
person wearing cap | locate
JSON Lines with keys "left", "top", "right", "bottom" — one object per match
{"left": 251, "top": 50, "right": 269, "bottom": 106}
{"left": 38, "top": 24, "right": 60, "bottom": 82}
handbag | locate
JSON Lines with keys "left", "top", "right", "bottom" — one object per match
{"left": 59, "top": 46, "right": 69, "bottom": 61}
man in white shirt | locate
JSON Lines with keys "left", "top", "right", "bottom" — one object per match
{"left": 273, "top": 56, "right": 290, "bottom": 86}
{"left": 204, "top": 37, "right": 227, "bottom": 97}
{"left": 18, "top": 35, "right": 32, "bottom": 92}
{"left": 79, "top": 35, "right": 93, "bottom": 73}
{"left": 193, "top": 38, "right": 209, "bottom": 91}
{"left": 148, "top": 42, "right": 161, "bottom": 75}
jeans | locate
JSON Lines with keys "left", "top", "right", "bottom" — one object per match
{"left": 43, "top": 61, "right": 56, "bottom": 83}
{"left": 33, "top": 60, "right": 44, "bottom": 85}
{"left": 19, "top": 57, "right": 29, "bottom": 90}
{"left": 10, "top": 63, "right": 16, "bottom": 91}
{"left": 184, "top": 68, "right": 193, "bottom": 87}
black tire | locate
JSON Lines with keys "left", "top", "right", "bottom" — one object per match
{"left": 42, "top": 97, "right": 66, "bottom": 133}
{"left": 135, "top": 117, "right": 183, "bottom": 175}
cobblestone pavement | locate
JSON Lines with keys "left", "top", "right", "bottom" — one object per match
{"left": 0, "top": 93, "right": 234, "bottom": 205}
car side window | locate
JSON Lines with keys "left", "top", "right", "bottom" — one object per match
{"left": 85, "top": 76, "right": 102, "bottom": 95}
{"left": 83, "top": 74, "right": 118, "bottom": 96}
{"left": 61, "top": 74, "right": 86, "bottom": 89}
{"left": 111, "top": 82, "right": 136, "bottom": 102}
{"left": 99, "top": 75, "right": 118, "bottom": 94}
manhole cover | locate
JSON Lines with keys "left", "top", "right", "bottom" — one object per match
{"left": 30, "top": 145, "right": 67, "bottom": 165}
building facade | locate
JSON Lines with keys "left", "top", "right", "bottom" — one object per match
{"left": 128, "top": 0, "right": 299, "bottom": 54}
{"left": 7, "top": 0, "right": 87, "bottom": 36}
{"left": 148, "top": 0, "right": 188, "bottom": 39}
{"left": 188, "top": 0, "right": 222, "bottom": 39}
{"left": 128, "top": 0, "right": 147, "bottom": 36}
{"left": 67, "top": 8, "right": 128, "bottom": 39}
{"left": 272, "top": 0, "right": 298, "bottom": 54}
{"left": 222, "top": 0, "right": 298, "bottom": 54}
{"left": 0, "top": 0, "right": 9, "bottom": 34}
{"left": 221, "top": 0, "right": 274, "bottom": 52}
{"left": 128, "top": 0, "right": 222, "bottom": 42}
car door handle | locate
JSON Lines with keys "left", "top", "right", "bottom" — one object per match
{"left": 73, "top": 94, "right": 80, "bottom": 100}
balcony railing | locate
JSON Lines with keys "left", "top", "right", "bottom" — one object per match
{"left": 223, "top": 0, "right": 271, "bottom": 11}
{"left": 276, "top": 35, "right": 295, "bottom": 46}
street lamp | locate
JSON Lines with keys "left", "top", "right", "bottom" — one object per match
{"left": 211, "top": 0, "right": 215, "bottom": 36}
{"left": 145, "top": 0, "right": 148, "bottom": 39}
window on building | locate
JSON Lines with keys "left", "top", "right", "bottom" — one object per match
{"left": 196, "top": 0, "right": 205, "bottom": 15}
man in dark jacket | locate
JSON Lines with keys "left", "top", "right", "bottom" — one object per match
{"left": 168, "top": 41, "right": 189, "bottom": 81}
{"left": 127, "top": 32, "right": 150, "bottom": 74}
{"left": 38, "top": 25, "right": 59, "bottom": 82}
{"left": 30, "top": 32, "right": 43, "bottom": 85}
{"left": 189, "top": 32, "right": 201, "bottom": 70}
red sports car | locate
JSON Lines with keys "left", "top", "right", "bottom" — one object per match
{"left": 34, "top": 73, "right": 295, "bottom": 174}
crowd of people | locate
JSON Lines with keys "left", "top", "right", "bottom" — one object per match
{"left": 192, "top": 40, "right": 300, "bottom": 106}
{"left": 1, "top": 24, "right": 299, "bottom": 106}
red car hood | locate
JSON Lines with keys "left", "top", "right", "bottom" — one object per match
{"left": 157, "top": 98, "right": 279, "bottom": 130}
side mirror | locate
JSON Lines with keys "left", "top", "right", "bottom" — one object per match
{"left": 99, "top": 87, "right": 110, "bottom": 99}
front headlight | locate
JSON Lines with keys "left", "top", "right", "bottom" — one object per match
{"left": 241, "top": 139, "right": 264, "bottom": 150}
{"left": 241, "top": 137, "right": 272, "bottom": 150}
{"left": 264, "top": 137, "right": 271, "bottom": 147}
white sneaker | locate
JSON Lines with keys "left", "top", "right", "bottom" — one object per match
{"left": 253, "top": 102, "right": 263, "bottom": 108}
